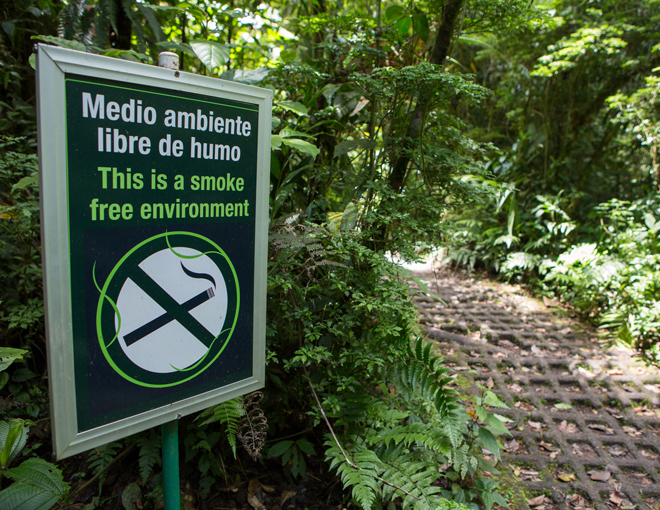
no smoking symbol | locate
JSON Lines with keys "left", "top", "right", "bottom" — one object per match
{"left": 95, "top": 232, "right": 239, "bottom": 387}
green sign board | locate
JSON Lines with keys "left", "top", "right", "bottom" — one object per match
{"left": 37, "top": 45, "right": 271, "bottom": 459}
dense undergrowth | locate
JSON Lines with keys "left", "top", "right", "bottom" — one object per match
{"left": 0, "top": 0, "right": 530, "bottom": 507}
{"left": 444, "top": 0, "right": 660, "bottom": 366}
{"left": 3, "top": 0, "right": 659, "bottom": 507}
{"left": 448, "top": 191, "right": 660, "bottom": 366}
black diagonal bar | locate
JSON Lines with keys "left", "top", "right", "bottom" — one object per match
{"left": 123, "top": 287, "right": 215, "bottom": 347}
{"left": 122, "top": 267, "right": 216, "bottom": 348}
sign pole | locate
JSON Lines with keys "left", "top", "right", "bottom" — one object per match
{"left": 157, "top": 52, "right": 182, "bottom": 510}
{"left": 161, "top": 420, "right": 180, "bottom": 509}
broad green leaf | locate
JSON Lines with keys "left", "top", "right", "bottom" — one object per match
{"left": 281, "top": 138, "right": 320, "bottom": 158}
{"left": 476, "top": 405, "right": 487, "bottom": 423}
{"left": 2, "top": 22, "right": 15, "bottom": 40}
{"left": 32, "top": 36, "right": 85, "bottom": 52}
{"left": 341, "top": 202, "right": 358, "bottom": 232}
{"left": 0, "top": 458, "right": 67, "bottom": 510}
{"left": 485, "top": 414, "right": 511, "bottom": 436}
{"left": 412, "top": 14, "right": 430, "bottom": 42}
{"left": 270, "top": 155, "right": 281, "bottom": 180}
{"left": 0, "top": 421, "right": 28, "bottom": 469}
{"left": 483, "top": 390, "right": 509, "bottom": 408}
{"left": 102, "top": 49, "right": 148, "bottom": 62}
{"left": 270, "top": 135, "right": 283, "bottom": 149}
{"left": 121, "top": 482, "right": 141, "bottom": 510}
{"left": 11, "top": 176, "right": 38, "bottom": 193}
{"left": 644, "top": 212, "right": 656, "bottom": 230}
{"left": 220, "top": 68, "right": 269, "bottom": 84}
{"left": 189, "top": 40, "right": 229, "bottom": 73}
{"left": 276, "top": 101, "right": 308, "bottom": 116}
{"left": 457, "top": 35, "right": 496, "bottom": 50}
{"left": 478, "top": 427, "right": 501, "bottom": 460}
{"left": 395, "top": 17, "right": 412, "bottom": 37}
{"left": 28, "top": 54, "right": 36, "bottom": 71}
{"left": 156, "top": 41, "right": 196, "bottom": 58}
{"left": 296, "top": 438, "right": 316, "bottom": 455}
{"left": 333, "top": 140, "right": 378, "bottom": 158}
{"left": 0, "top": 347, "right": 28, "bottom": 372}
{"left": 267, "top": 440, "right": 293, "bottom": 458}
{"left": 176, "top": 2, "right": 206, "bottom": 23}
{"left": 279, "top": 129, "right": 315, "bottom": 139}
{"left": 554, "top": 402, "right": 572, "bottom": 410}
{"left": 385, "top": 5, "right": 405, "bottom": 22}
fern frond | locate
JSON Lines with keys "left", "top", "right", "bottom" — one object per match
{"left": 326, "top": 443, "right": 382, "bottom": 510}
{"left": 136, "top": 431, "right": 161, "bottom": 483}
{"left": 379, "top": 453, "right": 443, "bottom": 509}
{"left": 198, "top": 397, "right": 244, "bottom": 458}
{"left": 373, "top": 423, "right": 452, "bottom": 455}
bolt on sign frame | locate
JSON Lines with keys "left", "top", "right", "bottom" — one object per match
{"left": 37, "top": 44, "right": 270, "bottom": 459}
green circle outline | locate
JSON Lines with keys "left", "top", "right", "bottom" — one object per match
{"left": 95, "top": 231, "right": 240, "bottom": 388}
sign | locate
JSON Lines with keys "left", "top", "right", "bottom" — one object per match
{"left": 37, "top": 45, "right": 270, "bottom": 459}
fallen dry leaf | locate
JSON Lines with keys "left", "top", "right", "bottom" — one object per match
{"left": 572, "top": 443, "right": 597, "bottom": 458}
{"left": 531, "top": 345, "right": 542, "bottom": 354}
{"left": 644, "top": 384, "right": 660, "bottom": 394}
{"left": 509, "top": 383, "right": 523, "bottom": 393}
{"left": 558, "top": 420, "right": 579, "bottom": 433}
{"left": 605, "top": 407, "right": 624, "bottom": 419}
{"left": 539, "top": 441, "right": 560, "bottom": 452}
{"left": 622, "top": 425, "right": 643, "bottom": 438}
{"left": 519, "top": 470, "right": 541, "bottom": 481}
{"left": 586, "top": 470, "right": 611, "bottom": 482}
{"left": 587, "top": 423, "right": 614, "bottom": 434}
{"left": 528, "top": 420, "right": 544, "bottom": 430}
{"left": 280, "top": 489, "right": 297, "bottom": 506}
{"left": 247, "top": 493, "right": 265, "bottom": 510}
{"left": 610, "top": 491, "right": 625, "bottom": 506}
{"left": 550, "top": 451, "right": 559, "bottom": 459}
{"left": 559, "top": 473, "right": 576, "bottom": 482}
{"left": 248, "top": 479, "right": 260, "bottom": 496}
{"left": 527, "top": 495, "right": 547, "bottom": 507}
{"left": 642, "top": 449, "right": 659, "bottom": 460}
{"left": 504, "top": 439, "right": 519, "bottom": 451}
{"left": 607, "top": 445, "right": 627, "bottom": 457}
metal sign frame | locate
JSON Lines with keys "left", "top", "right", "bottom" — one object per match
{"left": 37, "top": 44, "right": 270, "bottom": 459}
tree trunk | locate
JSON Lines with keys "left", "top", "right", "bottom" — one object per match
{"left": 387, "top": 0, "right": 465, "bottom": 194}
{"left": 111, "top": 0, "right": 132, "bottom": 50}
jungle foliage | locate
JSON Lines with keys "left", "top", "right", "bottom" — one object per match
{"left": 2, "top": 0, "right": 658, "bottom": 508}
{"left": 444, "top": 0, "right": 660, "bottom": 364}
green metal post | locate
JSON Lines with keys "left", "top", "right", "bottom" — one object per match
{"left": 161, "top": 420, "right": 180, "bottom": 510}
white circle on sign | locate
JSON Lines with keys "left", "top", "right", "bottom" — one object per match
{"left": 114, "top": 247, "right": 228, "bottom": 373}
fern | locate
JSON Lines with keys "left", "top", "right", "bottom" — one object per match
{"left": 197, "top": 396, "right": 244, "bottom": 458}
{"left": 327, "top": 443, "right": 381, "bottom": 510}
{"left": 87, "top": 441, "right": 121, "bottom": 493}
{"left": 136, "top": 431, "right": 161, "bottom": 483}
{"left": 396, "top": 337, "right": 460, "bottom": 417}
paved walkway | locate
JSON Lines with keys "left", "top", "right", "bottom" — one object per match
{"left": 410, "top": 267, "right": 660, "bottom": 510}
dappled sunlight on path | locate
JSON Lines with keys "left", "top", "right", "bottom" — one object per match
{"left": 410, "top": 267, "right": 660, "bottom": 510}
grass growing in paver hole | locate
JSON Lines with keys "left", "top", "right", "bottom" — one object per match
{"left": 550, "top": 463, "right": 578, "bottom": 482}
{"left": 559, "top": 381, "right": 582, "bottom": 393}
{"left": 547, "top": 363, "right": 571, "bottom": 375}
{"left": 531, "top": 381, "right": 554, "bottom": 393}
